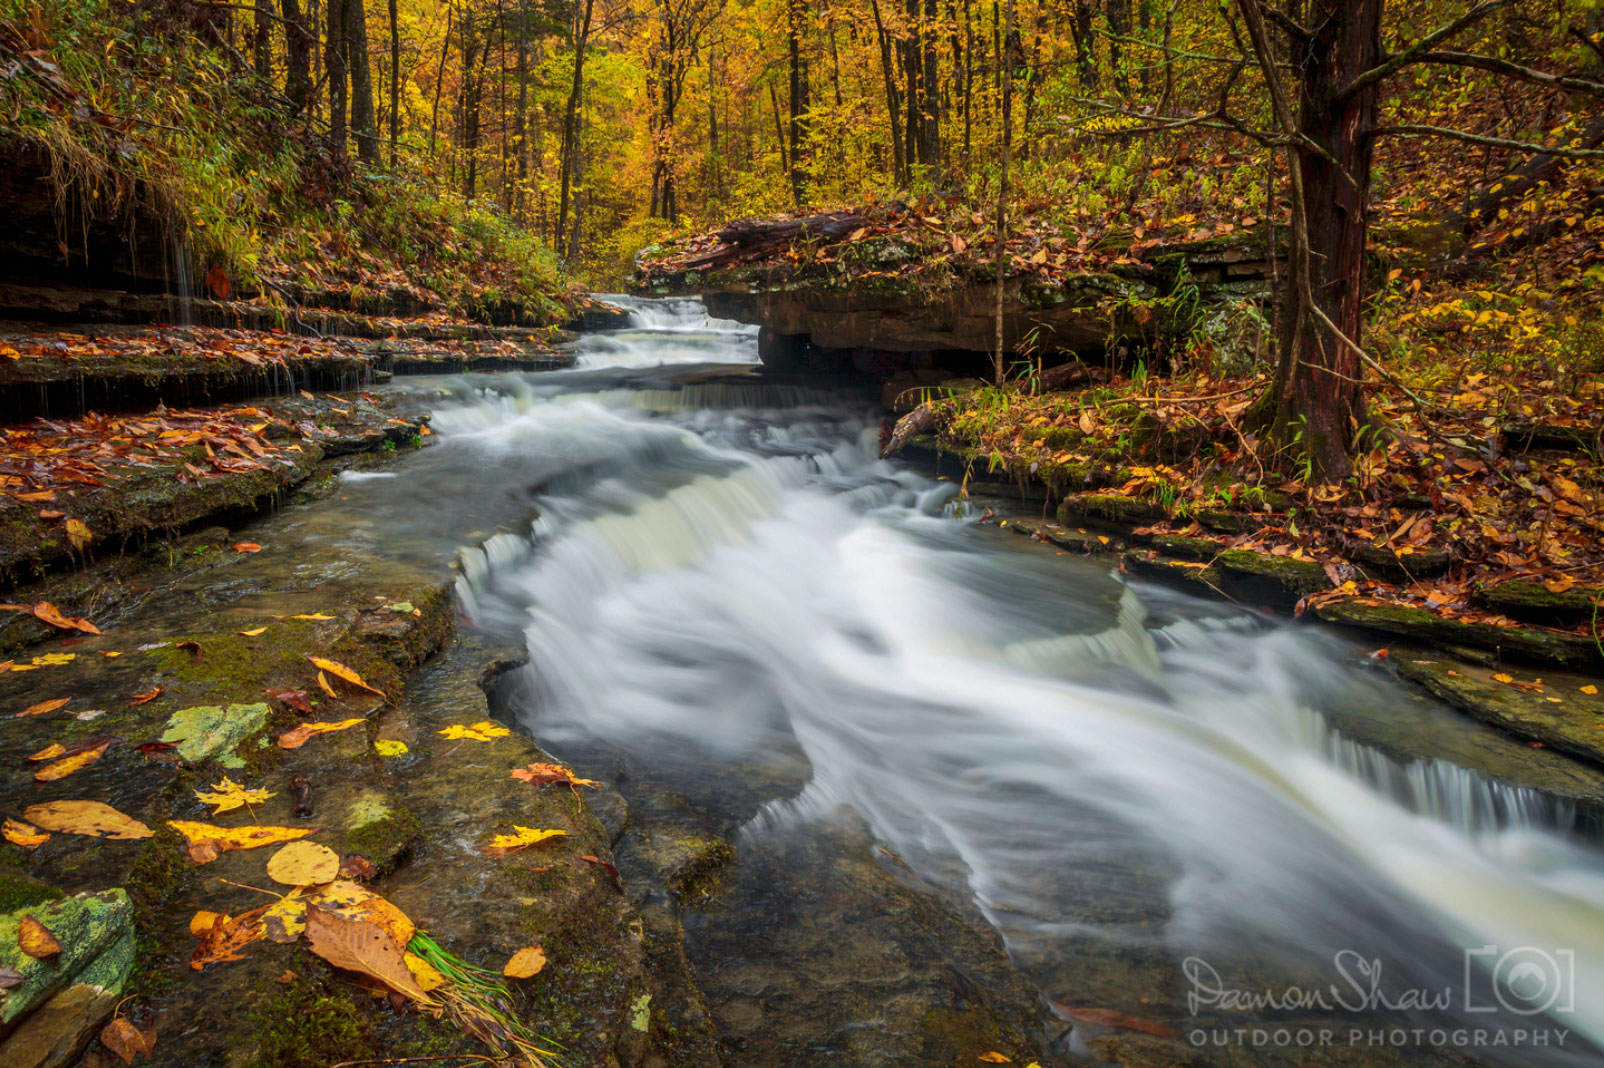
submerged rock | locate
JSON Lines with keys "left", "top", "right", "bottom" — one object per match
{"left": 159, "top": 702, "right": 270, "bottom": 766}
{"left": 0, "top": 888, "right": 134, "bottom": 1035}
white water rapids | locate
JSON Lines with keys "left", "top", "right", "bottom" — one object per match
{"left": 420, "top": 296, "right": 1604, "bottom": 1066}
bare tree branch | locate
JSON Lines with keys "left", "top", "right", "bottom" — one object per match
{"left": 1338, "top": 0, "right": 1518, "bottom": 99}
{"left": 1372, "top": 123, "right": 1604, "bottom": 158}
{"left": 1408, "top": 49, "right": 1604, "bottom": 94}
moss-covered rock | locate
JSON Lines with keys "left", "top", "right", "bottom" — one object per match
{"left": 1477, "top": 581, "right": 1604, "bottom": 628}
{"left": 159, "top": 702, "right": 270, "bottom": 766}
{"left": 1058, "top": 493, "right": 1169, "bottom": 528}
{"left": 1349, "top": 543, "right": 1453, "bottom": 582}
{"left": 1212, "top": 549, "right": 1329, "bottom": 611}
{"left": 0, "top": 889, "right": 134, "bottom": 1032}
{"left": 1313, "top": 598, "right": 1604, "bottom": 674}
{"left": 1394, "top": 656, "right": 1604, "bottom": 768}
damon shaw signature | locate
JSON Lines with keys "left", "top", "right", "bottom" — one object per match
{"left": 1185, "top": 953, "right": 1456, "bottom": 1015}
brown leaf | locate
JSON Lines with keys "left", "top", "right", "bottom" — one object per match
{"left": 339, "top": 854, "right": 377, "bottom": 880}
{"left": 205, "top": 265, "right": 232, "bottom": 301}
{"left": 277, "top": 725, "right": 315, "bottom": 749}
{"left": 23, "top": 800, "right": 152, "bottom": 839}
{"left": 265, "top": 688, "right": 314, "bottom": 715}
{"left": 232, "top": 542, "right": 262, "bottom": 553}
{"left": 502, "top": 944, "right": 546, "bottom": 979}
{"left": 19, "top": 915, "right": 63, "bottom": 958}
{"left": 17, "top": 697, "right": 71, "bottom": 718}
{"left": 177, "top": 640, "right": 203, "bottom": 662}
{"left": 304, "top": 907, "right": 434, "bottom": 1004}
{"left": 99, "top": 1017, "right": 156, "bottom": 1063}
{"left": 129, "top": 686, "right": 165, "bottom": 706}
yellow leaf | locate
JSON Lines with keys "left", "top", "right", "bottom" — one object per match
{"left": 481, "top": 826, "right": 567, "bottom": 855}
{"left": 1492, "top": 673, "right": 1514, "bottom": 684}
{"left": 189, "top": 910, "right": 224, "bottom": 937}
{"left": 292, "top": 613, "right": 335, "bottom": 621}
{"left": 307, "top": 656, "right": 386, "bottom": 697}
{"left": 23, "top": 800, "right": 152, "bottom": 840}
{"left": 979, "top": 1054, "right": 1012, "bottom": 1063}
{"left": 27, "top": 743, "right": 66, "bottom": 762}
{"left": 193, "top": 776, "right": 277, "bottom": 814}
{"left": 503, "top": 944, "right": 547, "bottom": 978}
{"left": 65, "top": 518, "right": 92, "bottom": 551}
{"left": 316, "top": 671, "right": 338, "bottom": 700}
{"left": 266, "top": 841, "right": 341, "bottom": 887}
{"left": 16, "top": 697, "right": 71, "bottom": 718}
{"left": 405, "top": 951, "right": 447, "bottom": 991}
{"left": 2, "top": 818, "right": 49, "bottom": 849}
{"left": 373, "top": 739, "right": 408, "bottom": 757}
{"left": 1583, "top": 685, "right": 1599, "bottom": 695}
{"left": 168, "top": 820, "right": 316, "bottom": 862}
{"left": 34, "top": 745, "right": 108, "bottom": 782}
{"left": 237, "top": 627, "right": 269, "bottom": 637}
{"left": 306, "top": 880, "right": 416, "bottom": 947}
{"left": 439, "top": 721, "right": 510, "bottom": 742}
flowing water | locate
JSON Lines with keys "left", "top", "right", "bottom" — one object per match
{"left": 367, "top": 296, "right": 1604, "bottom": 1067}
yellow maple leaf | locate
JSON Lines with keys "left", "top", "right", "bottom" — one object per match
{"left": 439, "top": 721, "right": 510, "bottom": 742}
{"left": 1583, "top": 685, "right": 1599, "bottom": 696}
{"left": 482, "top": 826, "right": 567, "bottom": 855}
{"left": 1492, "top": 672, "right": 1514, "bottom": 684}
{"left": 373, "top": 739, "right": 408, "bottom": 757}
{"left": 194, "top": 776, "right": 277, "bottom": 815}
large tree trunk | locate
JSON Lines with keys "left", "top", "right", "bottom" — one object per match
{"left": 460, "top": 19, "right": 483, "bottom": 198}
{"left": 787, "top": 0, "right": 809, "bottom": 204}
{"left": 347, "top": 0, "right": 379, "bottom": 162}
{"left": 515, "top": 0, "right": 529, "bottom": 218}
{"left": 1266, "top": 0, "right": 1382, "bottom": 479}
{"left": 388, "top": 0, "right": 400, "bottom": 165}
{"left": 868, "top": 0, "right": 904, "bottom": 182}
{"left": 253, "top": 0, "right": 272, "bottom": 80}
{"left": 283, "top": 0, "right": 312, "bottom": 117}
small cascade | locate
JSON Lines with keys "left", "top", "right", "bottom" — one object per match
{"left": 168, "top": 232, "right": 195, "bottom": 327}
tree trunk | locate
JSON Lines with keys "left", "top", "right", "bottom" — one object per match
{"left": 1070, "top": 0, "right": 1095, "bottom": 88}
{"left": 557, "top": 0, "right": 595, "bottom": 258}
{"left": 428, "top": 2, "right": 452, "bottom": 159}
{"left": 515, "top": 0, "right": 529, "bottom": 218}
{"left": 253, "top": 0, "right": 272, "bottom": 80}
{"left": 787, "top": 0, "right": 809, "bottom": 204}
{"left": 1266, "top": 0, "right": 1383, "bottom": 478}
{"left": 868, "top": 0, "right": 904, "bottom": 181}
{"left": 283, "top": 0, "right": 312, "bottom": 117}
{"left": 347, "top": 0, "right": 379, "bottom": 162}
{"left": 388, "top": 0, "right": 400, "bottom": 165}
{"left": 326, "top": 0, "right": 348, "bottom": 157}
{"left": 919, "top": 0, "right": 939, "bottom": 169}
{"left": 1107, "top": 0, "right": 1131, "bottom": 96}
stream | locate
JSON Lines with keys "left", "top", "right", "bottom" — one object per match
{"left": 365, "top": 297, "right": 1604, "bottom": 1067}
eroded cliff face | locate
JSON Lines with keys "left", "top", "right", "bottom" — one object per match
{"left": 638, "top": 229, "right": 1280, "bottom": 377}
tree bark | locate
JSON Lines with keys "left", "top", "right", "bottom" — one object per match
{"left": 253, "top": 0, "right": 272, "bottom": 81}
{"left": 428, "top": 2, "right": 452, "bottom": 159}
{"left": 1265, "top": 0, "right": 1383, "bottom": 478}
{"left": 868, "top": 0, "right": 904, "bottom": 181}
{"left": 787, "top": 0, "right": 810, "bottom": 204}
{"left": 282, "top": 0, "right": 312, "bottom": 117}
{"left": 347, "top": 0, "right": 379, "bottom": 162}
{"left": 515, "top": 0, "right": 529, "bottom": 218}
{"left": 557, "top": 0, "right": 596, "bottom": 258}
{"left": 326, "top": 0, "right": 348, "bottom": 156}
{"left": 388, "top": 0, "right": 400, "bottom": 165}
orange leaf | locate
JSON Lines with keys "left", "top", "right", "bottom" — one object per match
{"left": 232, "top": 542, "right": 262, "bottom": 553}
{"left": 316, "top": 671, "right": 338, "bottom": 700}
{"left": 190, "top": 908, "right": 265, "bottom": 970}
{"left": 27, "top": 742, "right": 66, "bottom": 762}
{"left": 129, "top": 686, "right": 165, "bottom": 706}
{"left": 30, "top": 602, "right": 100, "bottom": 634}
{"left": 24, "top": 800, "right": 152, "bottom": 839}
{"left": 503, "top": 945, "right": 546, "bottom": 978}
{"left": 304, "top": 907, "right": 433, "bottom": 1004}
{"left": 17, "top": 697, "right": 71, "bottom": 718}
{"left": 2, "top": 818, "right": 49, "bottom": 849}
{"left": 19, "top": 915, "right": 63, "bottom": 958}
{"left": 99, "top": 1017, "right": 156, "bottom": 1063}
{"left": 34, "top": 744, "right": 109, "bottom": 781}
{"left": 307, "top": 656, "right": 386, "bottom": 698}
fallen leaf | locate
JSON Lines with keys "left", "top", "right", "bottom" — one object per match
{"left": 1583, "top": 685, "right": 1599, "bottom": 695}
{"left": 339, "top": 854, "right": 377, "bottom": 880}
{"left": 2, "top": 819, "right": 49, "bottom": 849}
{"left": 194, "top": 776, "right": 276, "bottom": 814}
{"left": 304, "top": 907, "right": 433, "bottom": 1005}
{"left": 99, "top": 1017, "right": 156, "bottom": 1063}
{"left": 307, "top": 656, "right": 386, "bottom": 697}
{"left": 24, "top": 800, "right": 152, "bottom": 839}
{"left": 28, "top": 742, "right": 66, "bottom": 761}
{"left": 316, "top": 672, "right": 338, "bottom": 699}
{"left": 372, "top": 739, "right": 407, "bottom": 757}
{"left": 190, "top": 908, "right": 265, "bottom": 970}
{"left": 439, "top": 721, "right": 510, "bottom": 742}
{"left": 275, "top": 970, "right": 298, "bottom": 983}
{"left": 129, "top": 686, "right": 165, "bottom": 706}
{"left": 293, "top": 613, "right": 335, "bottom": 621}
{"left": 404, "top": 951, "right": 447, "bottom": 992}
{"left": 510, "top": 762, "right": 601, "bottom": 789}
{"left": 17, "top": 697, "right": 71, "bottom": 718}
{"left": 277, "top": 718, "right": 364, "bottom": 749}
{"left": 0, "top": 602, "right": 96, "bottom": 633}
{"left": 580, "top": 854, "right": 624, "bottom": 893}
{"left": 177, "top": 640, "right": 203, "bottom": 661}
{"left": 0, "top": 964, "right": 23, "bottom": 988}
{"left": 168, "top": 820, "right": 316, "bottom": 863}
{"left": 503, "top": 944, "right": 546, "bottom": 978}
{"left": 232, "top": 543, "right": 262, "bottom": 553}
{"left": 1052, "top": 1005, "right": 1180, "bottom": 1038}
{"left": 237, "top": 626, "right": 269, "bottom": 637}
{"left": 1493, "top": 672, "right": 1514, "bottom": 684}
{"left": 264, "top": 688, "right": 313, "bottom": 714}
{"left": 266, "top": 840, "right": 341, "bottom": 887}
{"left": 481, "top": 826, "right": 568, "bottom": 856}
{"left": 65, "top": 518, "right": 92, "bottom": 551}
{"left": 34, "top": 744, "right": 108, "bottom": 781}
{"left": 19, "top": 915, "right": 63, "bottom": 958}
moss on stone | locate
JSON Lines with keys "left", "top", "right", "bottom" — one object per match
{"left": 339, "top": 804, "right": 421, "bottom": 875}
{"left": 159, "top": 702, "right": 270, "bottom": 766}
{"left": 0, "top": 873, "right": 63, "bottom": 914}
{"left": 248, "top": 975, "right": 378, "bottom": 1068}
{"left": 125, "top": 823, "right": 194, "bottom": 927}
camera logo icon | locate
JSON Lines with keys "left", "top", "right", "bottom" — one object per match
{"left": 1465, "top": 946, "right": 1575, "bottom": 1016}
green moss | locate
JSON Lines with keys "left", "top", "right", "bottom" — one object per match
{"left": 248, "top": 975, "right": 378, "bottom": 1068}
{"left": 340, "top": 806, "right": 421, "bottom": 875}
{"left": 125, "top": 823, "right": 194, "bottom": 926}
{"left": 0, "top": 873, "right": 64, "bottom": 913}
{"left": 159, "top": 702, "right": 270, "bottom": 765}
